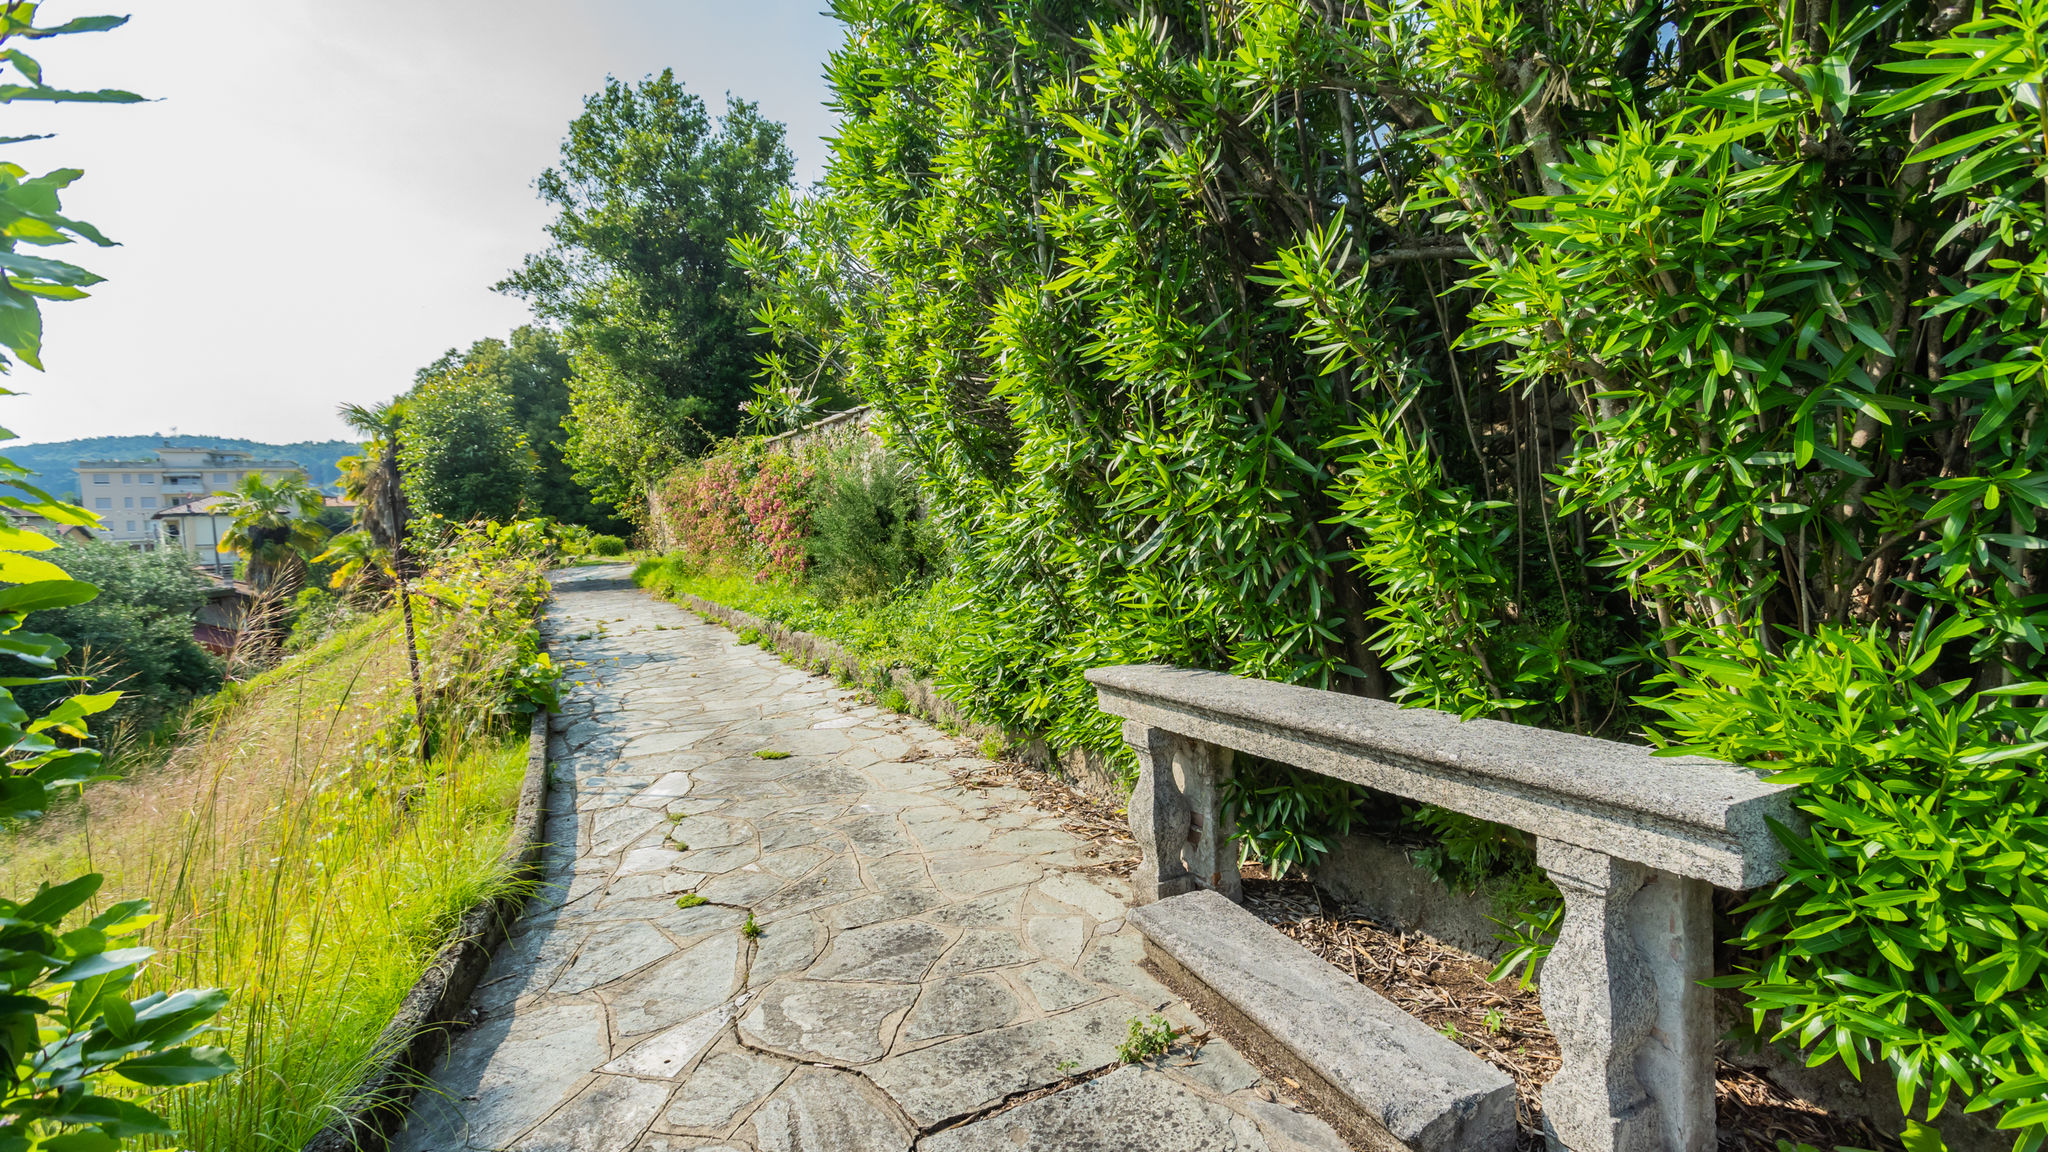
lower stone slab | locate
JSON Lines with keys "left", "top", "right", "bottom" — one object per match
{"left": 1128, "top": 890, "right": 1515, "bottom": 1152}
{"left": 917, "top": 1067, "right": 1266, "bottom": 1152}
{"left": 865, "top": 997, "right": 1139, "bottom": 1127}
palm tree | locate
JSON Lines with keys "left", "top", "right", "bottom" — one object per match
{"left": 313, "top": 529, "right": 391, "bottom": 595}
{"left": 216, "top": 473, "right": 328, "bottom": 593}
{"left": 338, "top": 399, "right": 429, "bottom": 752}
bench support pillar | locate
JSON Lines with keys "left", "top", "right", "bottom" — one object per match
{"left": 1537, "top": 840, "right": 1714, "bottom": 1152}
{"left": 1123, "top": 721, "right": 1240, "bottom": 905}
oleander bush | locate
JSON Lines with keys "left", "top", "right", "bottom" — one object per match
{"left": 726, "top": 0, "right": 2048, "bottom": 1138}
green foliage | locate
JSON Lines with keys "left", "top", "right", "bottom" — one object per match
{"left": 0, "top": 874, "right": 234, "bottom": 1152}
{"left": 1115, "top": 1015, "right": 1177, "bottom": 1065}
{"left": 805, "top": 444, "right": 940, "bottom": 604}
{"left": 285, "top": 586, "right": 363, "bottom": 652}
{"left": 502, "top": 72, "right": 794, "bottom": 514}
{"left": 740, "top": 911, "right": 762, "bottom": 939}
{"left": 1653, "top": 624, "right": 2048, "bottom": 1130}
{"left": 412, "top": 327, "right": 619, "bottom": 529}
{"left": 675, "top": 893, "right": 707, "bottom": 909}
{"left": 752, "top": 749, "right": 790, "bottom": 760}
{"left": 589, "top": 534, "right": 625, "bottom": 556}
{"left": 399, "top": 365, "right": 536, "bottom": 524}
{"left": 19, "top": 540, "right": 222, "bottom": 733}
{"left": 1222, "top": 760, "right": 1368, "bottom": 880}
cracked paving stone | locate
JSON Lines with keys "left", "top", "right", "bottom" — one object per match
{"left": 605, "top": 932, "right": 742, "bottom": 1036}
{"left": 928, "top": 929, "right": 1030, "bottom": 978}
{"left": 902, "top": 974, "right": 1018, "bottom": 1042}
{"left": 392, "top": 1003, "right": 609, "bottom": 1151}
{"left": 1080, "top": 932, "right": 1175, "bottom": 1010}
{"left": 508, "top": 1074, "right": 672, "bottom": 1152}
{"left": 663, "top": 1049, "right": 793, "bottom": 1130}
{"left": 808, "top": 921, "right": 948, "bottom": 983}
{"left": 830, "top": 889, "right": 942, "bottom": 930}
{"left": 738, "top": 980, "right": 916, "bottom": 1065}
{"left": 602, "top": 997, "right": 746, "bottom": 1079}
{"left": 556, "top": 922, "right": 677, "bottom": 995}
{"left": 918, "top": 1066, "right": 1268, "bottom": 1152}
{"left": 746, "top": 915, "right": 826, "bottom": 987}
{"left": 1022, "top": 962, "right": 1106, "bottom": 1013}
{"left": 748, "top": 1067, "right": 911, "bottom": 1152}
{"left": 864, "top": 998, "right": 1139, "bottom": 1127}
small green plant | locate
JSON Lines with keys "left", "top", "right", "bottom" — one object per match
{"left": 676, "top": 893, "right": 707, "bottom": 909}
{"left": 882, "top": 687, "right": 909, "bottom": 714}
{"left": 670, "top": 840, "right": 689, "bottom": 851}
{"left": 589, "top": 534, "right": 627, "bottom": 556}
{"left": 1480, "top": 1008, "right": 1505, "bottom": 1035}
{"left": 754, "top": 749, "right": 792, "bottom": 760}
{"left": 667, "top": 811, "right": 686, "bottom": 823}
{"left": 1116, "top": 1015, "right": 1176, "bottom": 1064}
{"left": 1439, "top": 1022, "right": 1461, "bottom": 1042}
{"left": 741, "top": 911, "right": 763, "bottom": 939}
{"left": 978, "top": 735, "right": 1007, "bottom": 761}
{"left": 1054, "top": 1058, "right": 1080, "bottom": 1076}
{"left": 735, "top": 627, "right": 761, "bottom": 645}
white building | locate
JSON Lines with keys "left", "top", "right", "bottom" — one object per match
{"left": 76, "top": 445, "right": 309, "bottom": 550}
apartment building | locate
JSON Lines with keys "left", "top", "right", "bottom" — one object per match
{"left": 77, "top": 445, "right": 309, "bottom": 549}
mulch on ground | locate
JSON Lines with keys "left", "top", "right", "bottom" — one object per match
{"left": 938, "top": 746, "right": 1898, "bottom": 1152}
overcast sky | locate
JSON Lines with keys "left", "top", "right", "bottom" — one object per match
{"left": 7, "top": 1, "right": 843, "bottom": 446}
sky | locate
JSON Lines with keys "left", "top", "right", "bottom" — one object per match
{"left": 7, "top": 0, "right": 845, "bottom": 446}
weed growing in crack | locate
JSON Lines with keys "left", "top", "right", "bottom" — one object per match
{"left": 676, "top": 894, "right": 708, "bottom": 910}
{"left": 1117, "top": 1015, "right": 1176, "bottom": 1064}
{"left": 754, "top": 749, "right": 791, "bottom": 760}
{"left": 742, "top": 911, "right": 763, "bottom": 939}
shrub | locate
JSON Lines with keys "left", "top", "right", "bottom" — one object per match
{"left": 806, "top": 446, "right": 939, "bottom": 602}
{"left": 590, "top": 533, "right": 627, "bottom": 556}
{"left": 24, "top": 540, "right": 224, "bottom": 734}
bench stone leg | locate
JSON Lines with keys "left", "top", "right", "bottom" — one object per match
{"left": 1122, "top": 722, "right": 1240, "bottom": 905}
{"left": 1537, "top": 839, "right": 1713, "bottom": 1152}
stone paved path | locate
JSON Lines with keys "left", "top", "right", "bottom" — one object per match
{"left": 395, "top": 565, "right": 1352, "bottom": 1152}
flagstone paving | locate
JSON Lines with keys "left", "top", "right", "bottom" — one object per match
{"left": 394, "top": 564, "right": 1352, "bottom": 1152}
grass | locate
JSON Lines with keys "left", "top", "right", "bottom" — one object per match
{"left": 0, "top": 606, "right": 533, "bottom": 1150}
{"left": 632, "top": 554, "right": 961, "bottom": 678}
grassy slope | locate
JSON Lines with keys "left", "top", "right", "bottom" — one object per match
{"left": 634, "top": 554, "right": 962, "bottom": 678}
{"left": 0, "top": 611, "right": 528, "bottom": 1150}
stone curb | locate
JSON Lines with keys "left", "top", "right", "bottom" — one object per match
{"left": 675, "top": 591, "right": 1128, "bottom": 802}
{"left": 300, "top": 704, "right": 553, "bottom": 1152}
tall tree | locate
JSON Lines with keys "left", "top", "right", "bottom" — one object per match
{"left": 500, "top": 71, "right": 794, "bottom": 515}
{"left": 398, "top": 365, "right": 535, "bottom": 523}
{"left": 413, "top": 325, "right": 620, "bottom": 528}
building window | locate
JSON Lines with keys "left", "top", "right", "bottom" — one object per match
{"left": 141, "top": 497, "right": 156, "bottom": 509}
{"left": 212, "top": 472, "right": 230, "bottom": 484}
{"left": 92, "top": 474, "right": 109, "bottom": 485}
{"left": 124, "top": 521, "right": 135, "bottom": 533}
{"left": 138, "top": 474, "right": 154, "bottom": 484}
{"left": 93, "top": 497, "right": 110, "bottom": 510}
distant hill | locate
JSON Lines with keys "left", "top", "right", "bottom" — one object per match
{"left": 4, "top": 436, "right": 361, "bottom": 497}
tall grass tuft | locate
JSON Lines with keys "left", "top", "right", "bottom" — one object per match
{"left": 1, "top": 579, "right": 538, "bottom": 1148}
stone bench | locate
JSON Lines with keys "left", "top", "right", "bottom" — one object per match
{"left": 1086, "top": 664, "right": 1801, "bottom": 1152}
